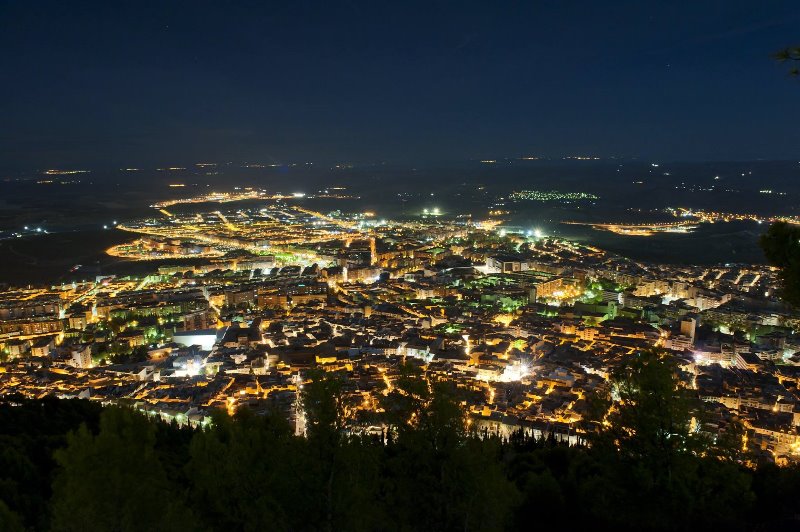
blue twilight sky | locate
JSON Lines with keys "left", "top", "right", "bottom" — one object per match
{"left": 1, "top": 0, "right": 799, "bottom": 170}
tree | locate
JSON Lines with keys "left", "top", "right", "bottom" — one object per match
{"left": 300, "top": 369, "right": 383, "bottom": 532}
{"left": 302, "top": 369, "right": 347, "bottom": 447}
{"left": 0, "top": 397, "right": 102, "bottom": 530}
{"left": 0, "top": 500, "right": 23, "bottom": 532}
{"left": 774, "top": 46, "right": 800, "bottom": 76}
{"left": 763, "top": 49, "right": 800, "bottom": 306}
{"left": 759, "top": 221, "right": 800, "bottom": 306}
{"left": 601, "top": 351, "right": 702, "bottom": 472}
{"left": 0, "top": 393, "right": 794, "bottom": 530}
{"left": 379, "top": 362, "right": 432, "bottom": 437}
{"left": 50, "top": 407, "right": 195, "bottom": 532}
{"left": 381, "top": 371, "right": 518, "bottom": 531}
{"left": 750, "top": 462, "right": 800, "bottom": 528}
{"left": 589, "top": 350, "right": 754, "bottom": 529}
{"left": 187, "top": 409, "right": 299, "bottom": 531}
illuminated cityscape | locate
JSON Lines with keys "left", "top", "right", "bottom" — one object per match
{"left": 2, "top": 185, "right": 799, "bottom": 457}
{"left": 2, "top": 0, "right": 800, "bottom": 530}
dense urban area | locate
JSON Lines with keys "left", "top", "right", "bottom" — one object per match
{"left": 3, "top": 188, "right": 800, "bottom": 457}
{"left": 3, "top": 187, "right": 800, "bottom": 530}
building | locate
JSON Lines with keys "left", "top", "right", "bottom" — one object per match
{"left": 173, "top": 329, "right": 218, "bottom": 351}
{"left": 71, "top": 345, "right": 93, "bottom": 369}
{"left": 680, "top": 317, "right": 697, "bottom": 343}
{"left": 31, "top": 336, "right": 56, "bottom": 357}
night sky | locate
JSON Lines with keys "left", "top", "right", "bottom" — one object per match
{"left": 1, "top": 1, "right": 798, "bottom": 170}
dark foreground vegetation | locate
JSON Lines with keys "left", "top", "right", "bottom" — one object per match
{"left": 1, "top": 353, "right": 799, "bottom": 531}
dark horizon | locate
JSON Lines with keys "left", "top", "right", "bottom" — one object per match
{"left": 1, "top": 1, "right": 799, "bottom": 172}
{"left": 5, "top": 156, "right": 800, "bottom": 179}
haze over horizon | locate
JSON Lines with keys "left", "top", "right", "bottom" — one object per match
{"left": 1, "top": 0, "right": 799, "bottom": 172}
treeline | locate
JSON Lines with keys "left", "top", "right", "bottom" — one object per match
{"left": 2, "top": 353, "right": 800, "bottom": 531}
